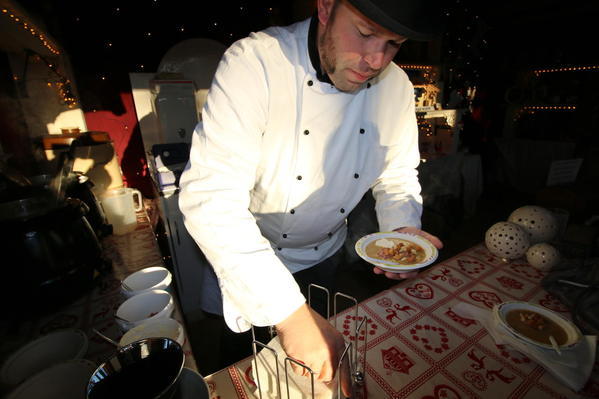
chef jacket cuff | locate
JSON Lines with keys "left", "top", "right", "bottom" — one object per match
{"left": 222, "top": 287, "right": 306, "bottom": 333}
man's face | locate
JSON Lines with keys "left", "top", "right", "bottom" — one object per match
{"left": 318, "top": 0, "right": 407, "bottom": 92}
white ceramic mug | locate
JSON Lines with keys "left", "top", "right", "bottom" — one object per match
{"left": 100, "top": 187, "right": 143, "bottom": 235}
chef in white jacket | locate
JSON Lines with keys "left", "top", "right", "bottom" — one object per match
{"left": 179, "top": 0, "right": 443, "bottom": 392}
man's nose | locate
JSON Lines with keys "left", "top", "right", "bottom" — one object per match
{"left": 363, "top": 42, "right": 386, "bottom": 70}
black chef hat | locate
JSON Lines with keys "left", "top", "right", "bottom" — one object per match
{"left": 346, "top": 0, "right": 444, "bottom": 41}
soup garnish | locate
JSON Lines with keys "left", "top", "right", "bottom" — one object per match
{"left": 365, "top": 238, "right": 426, "bottom": 265}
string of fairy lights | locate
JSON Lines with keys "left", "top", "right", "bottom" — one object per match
{"left": 2, "top": 4, "right": 77, "bottom": 107}
{"left": 1, "top": 6, "right": 60, "bottom": 55}
{"left": 513, "top": 65, "right": 598, "bottom": 121}
{"left": 533, "top": 65, "right": 599, "bottom": 77}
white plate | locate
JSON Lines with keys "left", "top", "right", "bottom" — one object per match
{"left": 355, "top": 232, "right": 438, "bottom": 272}
{"left": 6, "top": 359, "right": 97, "bottom": 399}
{"left": 493, "top": 301, "right": 582, "bottom": 350}
{"left": 0, "top": 329, "right": 88, "bottom": 388}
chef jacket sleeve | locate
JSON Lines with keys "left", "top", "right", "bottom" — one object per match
{"left": 371, "top": 79, "right": 423, "bottom": 232}
{"left": 178, "top": 38, "right": 305, "bottom": 333}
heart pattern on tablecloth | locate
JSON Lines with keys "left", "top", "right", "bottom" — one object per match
{"left": 469, "top": 291, "right": 502, "bottom": 308}
{"left": 405, "top": 283, "right": 434, "bottom": 299}
{"left": 422, "top": 384, "right": 462, "bottom": 399}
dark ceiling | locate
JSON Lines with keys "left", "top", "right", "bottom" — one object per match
{"left": 5, "top": 0, "right": 599, "bottom": 113}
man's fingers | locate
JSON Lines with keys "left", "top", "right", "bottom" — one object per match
{"left": 338, "top": 344, "right": 352, "bottom": 397}
{"left": 396, "top": 226, "right": 444, "bottom": 249}
{"left": 288, "top": 358, "right": 308, "bottom": 376}
{"left": 373, "top": 267, "right": 418, "bottom": 280}
{"left": 317, "top": 361, "right": 333, "bottom": 382}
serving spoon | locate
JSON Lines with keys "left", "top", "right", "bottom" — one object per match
{"left": 549, "top": 335, "right": 562, "bottom": 356}
{"left": 93, "top": 328, "right": 119, "bottom": 347}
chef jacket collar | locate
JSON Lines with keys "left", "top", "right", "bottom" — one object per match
{"left": 308, "top": 14, "right": 333, "bottom": 85}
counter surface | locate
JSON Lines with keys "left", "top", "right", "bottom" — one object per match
{"left": 204, "top": 243, "right": 598, "bottom": 398}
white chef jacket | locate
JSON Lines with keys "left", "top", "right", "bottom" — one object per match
{"left": 179, "top": 17, "right": 423, "bottom": 332}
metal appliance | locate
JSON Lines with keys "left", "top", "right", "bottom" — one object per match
{"left": 130, "top": 38, "right": 226, "bottom": 322}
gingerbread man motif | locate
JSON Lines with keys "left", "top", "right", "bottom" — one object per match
{"left": 430, "top": 267, "right": 464, "bottom": 287}
{"left": 467, "top": 349, "right": 516, "bottom": 385}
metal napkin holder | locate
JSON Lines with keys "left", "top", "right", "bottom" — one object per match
{"left": 251, "top": 284, "right": 368, "bottom": 398}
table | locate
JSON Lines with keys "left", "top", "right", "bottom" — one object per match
{"left": 204, "top": 243, "right": 599, "bottom": 398}
{"left": 0, "top": 206, "right": 197, "bottom": 379}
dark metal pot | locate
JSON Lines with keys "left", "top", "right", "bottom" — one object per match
{"left": 87, "top": 337, "right": 185, "bottom": 399}
{"left": 0, "top": 196, "right": 107, "bottom": 318}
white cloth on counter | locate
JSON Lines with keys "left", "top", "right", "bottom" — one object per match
{"left": 179, "top": 17, "right": 423, "bottom": 332}
{"left": 252, "top": 336, "right": 338, "bottom": 399}
{"left": 454, "top": 302, "right": 597, "bottom": 392}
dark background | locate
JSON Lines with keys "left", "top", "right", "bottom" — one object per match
{"left": 10, "top": 0, "right": 598, "bottom": 136}
{"left": 3, "top": 0, "right": 599, "bottom": 223}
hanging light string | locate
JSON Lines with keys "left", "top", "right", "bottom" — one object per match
{"left": 533, "top": 65, "right": 599, "bottom": 76}
{"left": 1, "top": 6, "right": 60, "bottom": 55}
{"left": 513, "top": 105, "right": 577, "bottom": 121}
{"left": 398, "top": 64, "right": 434, "bottom": 71}
{"left": 26, "top": 49, "right": 77, "bottom": 108}
{"left": 522, "top": 105, "right": 577, "bottom": 111}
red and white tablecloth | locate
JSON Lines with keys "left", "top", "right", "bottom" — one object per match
{"left": 204, "top": 243, "right": 599, "bottom": 398}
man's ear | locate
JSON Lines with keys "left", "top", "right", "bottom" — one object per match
{"left": 317, "top": 0, "right": 335, "bottom": 26}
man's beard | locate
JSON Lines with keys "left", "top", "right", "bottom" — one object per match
{"left": 319, "top": 25, "right": 337, "bottom": 78}
{"left": 318, "top": 24, "right": 363, "bottom": 93}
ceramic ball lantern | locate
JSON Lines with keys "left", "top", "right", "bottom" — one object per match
{"left": 485, "top": 221, "right": 530, "bottom": 260}
{"left": 526, "top": 243, "right": 561, "bottom": 271}
{"left": 508, "top": 205, "right": 558, "bottom": 244}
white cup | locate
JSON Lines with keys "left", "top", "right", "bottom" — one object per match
{"left": 100, "top": 187, "right": 143, "bottom": 235}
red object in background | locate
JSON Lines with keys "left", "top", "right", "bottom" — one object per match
{"left": 84, "top": 92, "right": 154, "bottom": 198}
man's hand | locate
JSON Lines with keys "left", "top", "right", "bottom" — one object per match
{"left": 372, "top": 226, "right": 443, "bottom": 280}
{"left": 276, "top": 303, "right": 351, "bottom": 396}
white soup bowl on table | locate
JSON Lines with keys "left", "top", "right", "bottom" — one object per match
{"left": 115, "top": 289, "right": 174, "bottom": 332}
{"left": 121, "top": 266, "right": 172, "bottom": 298}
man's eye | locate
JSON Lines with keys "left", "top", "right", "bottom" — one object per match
{"left": 358, "top": 29, "right": 371, "bottom": 38}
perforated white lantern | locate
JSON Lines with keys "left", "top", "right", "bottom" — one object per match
{"left": 508, "top": 205, "right": 558, "bottom": 244}
{"left": 485, "top": 221, "right": 530, "bottom": 260}
{"left": 526, "top": 243, "right": 561, "bottom": 271}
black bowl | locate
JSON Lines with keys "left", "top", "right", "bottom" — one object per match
{"left": 87, "top": 337, "right": 185, "bottom": 399}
